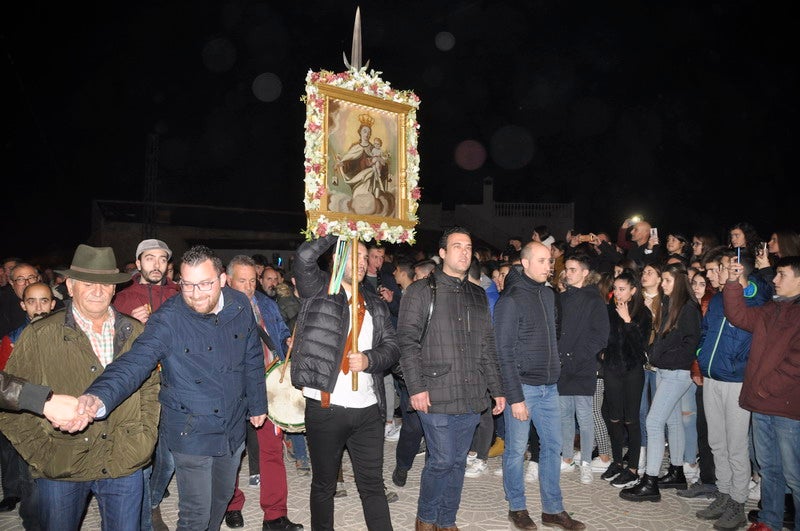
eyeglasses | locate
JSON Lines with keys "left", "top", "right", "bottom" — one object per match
{"left": 179, "top": 279, "right": 217, "bottom": 292}
{"left": 12, "top": 275, "right": 39, "bottom": 285}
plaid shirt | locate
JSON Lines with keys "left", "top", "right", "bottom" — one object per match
{"left": 72, "top": 305, "right": 116, "bottom": 367}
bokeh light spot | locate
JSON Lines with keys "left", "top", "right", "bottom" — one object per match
{"left": 490, "top": 125, "right": 535, "bottom": 170}
{"left": 454, "top": 140, "right": 487, "bottom": 171}
{"left": 435, "top": 31, "right": 456, "bottom": 51}
{"left": 252, "top": 73, "right": 282, "bottom": 102}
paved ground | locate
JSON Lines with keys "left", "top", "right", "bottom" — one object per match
{"left": 1, "top": 440, "right": 763, "bottom": 530}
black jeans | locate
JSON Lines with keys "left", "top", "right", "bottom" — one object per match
{"left": 395, "top": 382, "right": 424, "bottom": 471}
{"left": 305, "top": 399, "right": 392, "bottom": 531}
{"left": 604, "top": 367, "right": 644, "bottom": 467}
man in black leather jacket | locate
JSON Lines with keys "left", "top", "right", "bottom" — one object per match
{"left": 291, "top": 235, "right": 399, "bottom": 531}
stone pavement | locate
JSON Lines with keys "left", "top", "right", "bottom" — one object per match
{"left": 1, "top": 439, "right": 762, "bottom": 530}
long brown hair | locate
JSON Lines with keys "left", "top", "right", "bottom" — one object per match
{"left": 660, "top": 263, "right": 698, "bottom": 337}
{"left": 642, "top": 263, "right": 663, "bottom": 345}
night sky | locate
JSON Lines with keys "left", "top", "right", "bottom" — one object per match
{"left": 4, "top": 1, "right": 797, "bottom": 261}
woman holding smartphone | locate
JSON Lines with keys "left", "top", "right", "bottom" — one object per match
{"left": 621, "top": 264, "right": 701, "bottom": 502}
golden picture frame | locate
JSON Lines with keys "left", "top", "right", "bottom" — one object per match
{"left": 302, "top": 69, "right": 421, "bottom": 243}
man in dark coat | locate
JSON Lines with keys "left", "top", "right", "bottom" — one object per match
{"left": 75, "top": 245, "right": 266, "bottom": 531}
{"left": 291, "top": 235, "right": 399, "bottom": 531}
{"left": 398, "top": 227, "right": 505, "bottom": 531}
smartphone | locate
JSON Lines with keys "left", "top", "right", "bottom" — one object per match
{"left": 579, "top": 234, "right": 592, "bottom": 243}
{"left": 650, "top": 227, "right": 658, "bottom": 240}
{"left": 762, "top": 242, "right": 768, "bottom": 255}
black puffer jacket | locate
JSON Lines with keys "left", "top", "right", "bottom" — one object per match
{"left": 557, "top": 284, "right": 609, "bottom": 396}
{"left": 494, "top": 266, "right": 560, "bottom": 404}
{"left": 398, "top": 267, "right": 503, "bottom": 414}
{"left": 291, "top": 236, "right": 399, "bottom": 419}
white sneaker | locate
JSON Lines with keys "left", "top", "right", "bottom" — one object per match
{"left": 384, "top": 423, "right": 401, "bottom": 441}
{"left": 573, "top": 451, "right": 581, "bottom": 462}
{"left": 580, "top": 461, "right": 593, "bottom": 484}
{"left": 748, "top": 478, "right": 761, "bottom": 501}
{"left": 683, "top": 462, "right": 700, "bottom": 485}
{"left": 466, "top": 452, "right": 477, "bottom": 466}
{"left": 525, "top": 461, "right": 539, "bottom": 483}
{"left": 590, "top": 456, "right": 611, "bottom": 472}
{"left": 464, "top": 458, "right": 488, "bottom": 478}
{"left": 560, "top": 460, "right": 577, "bottom": 473}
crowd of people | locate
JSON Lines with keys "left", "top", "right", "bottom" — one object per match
{"left": 0, "top": 216, "right": 798, "bottom": 531}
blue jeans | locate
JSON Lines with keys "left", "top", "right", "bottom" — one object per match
{"left": 645, "top": 369, "right": 692, "bottom": 476}
{"left": 37, "top": 469, "right": 143, "bottom": 531}
{"left": 752, "top": 413, "right": 800, "bottom": 531}
{"left": 285, "top": 432, "right": 308, "bottom": 464}
{"left": 559, "top": 395, "right": 594, "bottom": 462}
{"left": 172, "top": 443, "right": 244, "bottom": 531}
{"left": 149, "top": 436, "right": 175, "bottom": 508}
{"left": 639, "top": 369, "right": 657, "bottom": 445}
{"left": 503, "top": 383, "right": 564, "bottom": 515}
{"left": 680, "top": 381, "right": 698, "bottom": 464}
{"left": 417, "top": 411, "right": 480, "bottom": 527}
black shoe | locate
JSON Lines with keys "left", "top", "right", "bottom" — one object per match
{"left": 611, "top": 469, "right": 639, "bottom": 489}
{"left": 747, "top": 509, "right": 759, "bottom": 524}
{"left": 263, "top": 515, "right": 304, "bottom": 530}
{"left": 392, "top": 466, "right": 408, "bottom": 487}
{"left": 601, "top": 462, "right": 624, "bottom": 481}
{"left": 225, "top": 510, "right": 245, "bottom": 528}
{"left": 620, "top": 474, "right": 661, "bottom": 502}
{"left": 0, "top": 497, "right": 20, "bottom": 512}
{"left": 163, "top": 487, "right": 171, "bottom": 499}
{"left": 657, "top": 464, "right": 687, "bottom": 489}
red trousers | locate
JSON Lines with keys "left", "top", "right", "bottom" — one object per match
{"left": 227, "top": 419, "right": 288, "bottom": 520}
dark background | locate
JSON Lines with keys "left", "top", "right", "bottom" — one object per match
{"left": 4, "top": 1, "right": 797, "bottom": 261}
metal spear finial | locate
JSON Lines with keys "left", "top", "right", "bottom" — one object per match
{"left": 343, "top": 7, "right": 369, "bottom": 71}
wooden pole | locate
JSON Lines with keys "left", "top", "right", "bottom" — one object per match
{"left": 351, "top": 236, "right": 359, "bottom": 391}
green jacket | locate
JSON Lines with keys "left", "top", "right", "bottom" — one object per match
{"left": 0, "top": 303, "right": 160, "bottom": 481}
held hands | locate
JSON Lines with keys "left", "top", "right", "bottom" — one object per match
{"left": 250, "top": 414, "right": 267, "bottom": 428}
{"left": 43, "top": 393, "right": 103, "bottom": 433}
{"left": 42, "top": 394, "right": 80, "bottom": 429}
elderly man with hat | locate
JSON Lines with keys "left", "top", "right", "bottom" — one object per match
{"left": 0, "top": 244, "right": 161, "bottom": 530}
{"left": 114, "top": 238, "right": 179, "bottom": 324}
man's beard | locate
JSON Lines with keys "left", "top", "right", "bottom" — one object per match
{"left": 143, "top": 270, "right": 164, "bottom": 284}
{"left": 264, "top": 286, "right": 276, "bottom": 298}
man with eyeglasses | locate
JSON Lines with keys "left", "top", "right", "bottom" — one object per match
{"left": 74, "top": 244, "right": 267, "bottom": 531}
{"left": 0, "top": 263, "right": 41, "bottom": 338}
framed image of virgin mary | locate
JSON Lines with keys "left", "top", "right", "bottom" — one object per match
{"left": 303, "top": 69, "right": 421, "bottom": 244}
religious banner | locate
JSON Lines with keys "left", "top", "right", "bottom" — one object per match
{"left": 302, "top": 67, "right": 421, "bottom": 244}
